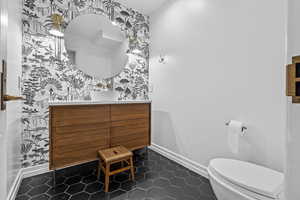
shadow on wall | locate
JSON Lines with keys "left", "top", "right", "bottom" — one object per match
{"left": 239, "top": 125, "right": 268, "bottom": 167}
{"left": 152, "top": 109, "right": 269, "bottom": 169}
{"left": 6, "top": 101, "right": 22, "bottom": 192}
{"left": 152, "top": 110, "right": 183, "bottom": 155}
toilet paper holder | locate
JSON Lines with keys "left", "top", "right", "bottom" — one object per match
{"left": 225, "top": 121, "right": 247, "bottom": 132}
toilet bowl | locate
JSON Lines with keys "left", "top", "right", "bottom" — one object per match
{"left": 208, "top": 159, "right": 284, "bottom": 200}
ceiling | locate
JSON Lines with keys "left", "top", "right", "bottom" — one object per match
{"left": 116, "top": 0, "right": 169, "bottom": 15}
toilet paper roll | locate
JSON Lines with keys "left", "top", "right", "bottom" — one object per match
{"left": 227, "top": 120, "right": 243, "bottom": 154}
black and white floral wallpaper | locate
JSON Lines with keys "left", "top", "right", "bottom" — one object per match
{"left": 21, "top": 0, "right": 149, "bottom": 168}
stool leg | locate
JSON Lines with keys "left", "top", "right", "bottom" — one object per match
{"left": 130, "top": 157, "right": 135, "bottom": 181}
{"left": 105, "top": 163, "right": 110, "bottom": 192}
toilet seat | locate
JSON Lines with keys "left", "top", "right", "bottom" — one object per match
{"left": 208, "top": 159, "right": 284, "bottom": 200}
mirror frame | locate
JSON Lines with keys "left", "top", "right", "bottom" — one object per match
{"left": 63, "top": 13, "right": 129, "bottom": 80}
{"left": 56, "top": 5, "right": 137, "bottom": 82}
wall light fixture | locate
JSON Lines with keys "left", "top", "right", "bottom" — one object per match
{"left": 49, "top": 14, "right": 64, "bottom": 37}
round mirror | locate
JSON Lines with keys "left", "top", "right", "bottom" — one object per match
{"left": 64, "top": 14, "right": 128, "bottom": 80}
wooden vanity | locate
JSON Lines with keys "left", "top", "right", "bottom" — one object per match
{"left": 49, "top": 101, "right": 151, "bottom": 170}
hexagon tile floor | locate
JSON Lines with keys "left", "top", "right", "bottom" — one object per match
{"left": 16, "top": 149, "right": 217, "bottom": 200}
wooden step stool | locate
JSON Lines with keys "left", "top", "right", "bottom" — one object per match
{"left": 98, "top": 146, "right": 135, "bottom": 192}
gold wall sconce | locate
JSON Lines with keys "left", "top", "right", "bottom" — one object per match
{"left": 49, "top": 13, "right": 64, "bottom": 37}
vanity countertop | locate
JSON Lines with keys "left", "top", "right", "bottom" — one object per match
{"left": 48, "top": 100, "right": 152, "bottom": 106}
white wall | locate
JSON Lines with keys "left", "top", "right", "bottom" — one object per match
{"left": 286, "top": 0, "right": 300, "bottom": 199}
{"left": 0, "top": 0, "right": 22, "bottom": 198}
{"left": 0, "top": 0, "right": 8, "bottom": 198}
{"left": 150, "top": 0, "right": 287, "bottom": 172}
{"left": 6, "top": 0, "right": 22, "bottom": 195}
{"left": 287, "top": 0, "right": 300, "bottom": 58}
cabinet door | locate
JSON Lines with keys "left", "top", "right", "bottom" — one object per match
{"left": 51, "top": 123, "right": 110, "bottom": 169}
{"left": 50, "top": 105, "right": 110, "bottom": 169}
{"left": 111, "top": 118, "right": 150, "bottom": 150}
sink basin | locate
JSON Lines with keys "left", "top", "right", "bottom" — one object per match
{"left": 90, "top": 90, "right": 118, "bottom": 101}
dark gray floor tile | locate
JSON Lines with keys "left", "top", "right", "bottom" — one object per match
{"left": 65, "top": 176, "right": 81, "bottom": 185}
{"left": 49, "top": 192, "right": 70, "bottom": 200}
{"left": 15, "top": 194, "right": 30, "bottom": 200}
{"left": 185, "top": 175, "right": 203, "bottom": 186}
{"left": 16, "top": 149, "right": 215, "bottom": 200}
{"left": 85, "top": 182, "right": 103, "bottom": 194}
{"left": 46, "top": 176, "right": 66, "bottom": 187}
{"left": 146, "top": 187, "right": 169, "bottom": 199}
{"left": 28, "top": 185, "right": 50, "bottom": 197}
{"left": 31, "top": 194, "right": 50, "bottom": 200}
{"left": 108, "top": 181, "right": 121, "bottom": 192}
{"left": 128, "top": 188, "right": 146, "bottom": 200}
{"left": 120, "top": 179, "right": 136, "bottom": 191}
{"left": 136, "top": 179, "right": 153, "bottom": 190}
{"left": 198, "top": 183, "right": 216, "bottom": 197}
{"left": 169, "top": 177, "right": 186, "bottom": 188}
{"left": 69, "top": 192, "right": 89, "bottom": 200}
{"left": 109, "top": 189, "right": 128, "bottom": 200}
{"left": 114, "top": 173, "right": 130, "bottom": 183}
{"left": 89, "top": 191, "right": 109, "bottom": 200}
{"left": 82, "top": 175, "right": 97, "bottom": 184}
{"left": 65, "top": 183, "right": 85, "bottom": 195}
{"left": 46, "top": 184, "right": 68, "bottom": 196}
{"left": 29, "top": 176, "right": 50, "bottom": 187}
{"left": 17, "top": 184, "right": 32, "bottom": 195}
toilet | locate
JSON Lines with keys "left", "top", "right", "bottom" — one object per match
{"left": 208, "top": 159, "right": 284, "bottom": 200}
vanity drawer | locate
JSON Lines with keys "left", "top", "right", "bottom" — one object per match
{"left": 110, "top": 118, "right": 150, "bottom": 150}
{"left": 52, "top": 105, "right": 110, "bottom": 127}
{"left": 52, "top": 147, "right": 101, "bottom": 169}
{"left": 110, "top": 104, "right": 150, "bottom": 121}
{"left": 54, "top": 123, "right": 110, "bottom": 137}
{"left": 53, "top": 136, "right": 109, "bottom": 153}
{"left": 53, "top": 124, "right": 110, "bottom": 147}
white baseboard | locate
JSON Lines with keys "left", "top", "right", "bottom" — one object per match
{"left": 6, "top": 163, "right": 50, "bottom": 200}
{"left": 149, "top": 143, "right": 209, "bottom": 178}
{"left": 21, "top": 163, "right": 50, "bottom": 179}
{"left": 6, "top": 170, "right": 22, "bottom": 200}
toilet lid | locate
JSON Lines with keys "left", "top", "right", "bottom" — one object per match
{"left": 209, "top": 159, "right": 284, "bottom": 199}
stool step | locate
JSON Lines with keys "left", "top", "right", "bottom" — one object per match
{"left": 109, "top": 166, "right": 131, "bottom": 176}
{"left": 99, "top": 146, "right": 133, "bottom": 163}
